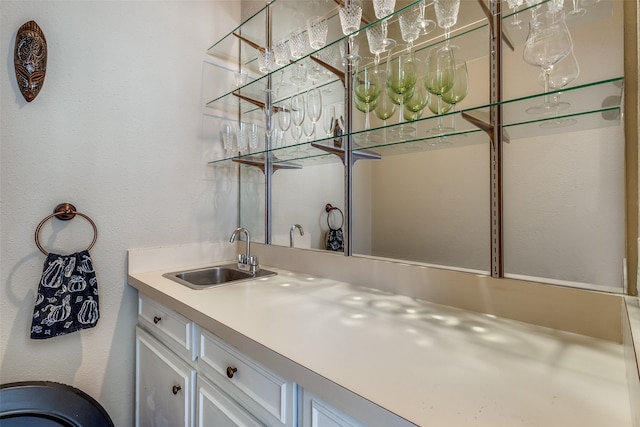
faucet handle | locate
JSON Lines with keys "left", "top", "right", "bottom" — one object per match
{"left": 248, "top": 256, "right": 259, "bottom": 267}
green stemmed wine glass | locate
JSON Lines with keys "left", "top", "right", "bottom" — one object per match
{"left": 424, "top": 45, "right": 456, "bottom": 133}
{"left": 386, "top": 44, "right": 418, "bottom": 134}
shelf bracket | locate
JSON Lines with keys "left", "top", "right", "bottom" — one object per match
{"left": 232, "top": 92, "right": 285, "bottom": 114}
{"left": 310, "top": 55, "right": 345, "bottom": 86}
{"left": 232, "top": 32, "right": 265, "bottom": 53}
{"left": 232, "top": 154, "right": 302, "bottom": 174}
{"left": 461, "top": 110, "right": 510, "bottom": 144}
{"left": 311, "top": 142, "right": 381, "bottom": 165}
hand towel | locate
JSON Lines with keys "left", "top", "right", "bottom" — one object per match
{"left": 30, "top": 250, "right": 99, "bottom": 339}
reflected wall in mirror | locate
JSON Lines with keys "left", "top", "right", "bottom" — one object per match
{"left": 234, "top": 0, "right": 627, "bottom": 293}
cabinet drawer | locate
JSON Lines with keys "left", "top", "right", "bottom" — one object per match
{"left": 198, "top": 329, "right": 296, "bottom": 427}
{"left": 138, "top": 294, "right": 197, "bottom": 361}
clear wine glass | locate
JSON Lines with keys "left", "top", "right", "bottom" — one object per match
{"left": 386, "top": 44, "right": 418, "bottom": 135}
{"left": 424, "top": 45, "right": 456, "bottom": 133}
{"left": 434, "top": 0, "right": 461, "bottom": 42}
{"left": 506, "top": 0, "right": 524, "bottom": 28}
{"left": 289, "top": 27, "right": 306, "bottom": 59}
{"left": 306, "top": 87, "right": 323, "bottom": 139}
{"left": 366, "top": 22, "right": 390, "bottom": 65}
{"left": 307, "top": 16, "right": 328, "bottom": 50}
{"left": 339, "top": 0, "right": 363, "bottom": 63}
{"left": 322, "top": 105, "right": 336, "bottom": 137}
{"left": 540, "top": 49, "right": 580, "bottom": 127}
{"left": 277, "top": 101, "right": 291, "bottom": 149}
{"left": 290, "top": 93, "right": 306, "bottom": 148}
{"left": 523, "top": 9, "right": 573, "bottom": 114}
{"left": 567, "top": 0, "right": 586, "bottom": 18}
{"left": 273, "top": 39, "right": 290, "bottom": 95}
{"left": 441, "top": 59, "right": 469, "bottom": 130}
{"left": 373, "top": 0, "right": 396, "bottom": 48}
{"left": 399, "top": 4, "right": 422, "bottom": 51}
{"left": 417, "top": 0, "right": 436, "bottom": 35}
{"left": 221, "top": 121, "right": 236, "bottom": 156}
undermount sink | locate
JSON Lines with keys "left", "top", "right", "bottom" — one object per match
{"left": 163, "top": 264, "right": 277, "bottom": 289}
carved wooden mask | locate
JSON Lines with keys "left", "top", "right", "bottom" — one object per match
{"left": 14, "top": 21, "right": 47, "bottom": 102}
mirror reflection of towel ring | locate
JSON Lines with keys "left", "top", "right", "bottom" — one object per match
{"left": 325, "top": 203, "right": 344, "bottom": 230}
{"left": 35, "top": 203, "right": 98, "bottom": 255}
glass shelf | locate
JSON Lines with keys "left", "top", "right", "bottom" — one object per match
{"left": 208, "top": 77, "right": 622, "bottom": 169}
{"left": 206, "top": 0, "right": 621, "bottom": 171}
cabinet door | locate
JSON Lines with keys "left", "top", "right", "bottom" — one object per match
{"left": 197, "top": 376, "right": 265, "bottom": 427}
{"left": 300, "top": 391, "right": 365, "bottom": 427}
{"left": 136, "top": 327, "right": 196, "bottom": 427}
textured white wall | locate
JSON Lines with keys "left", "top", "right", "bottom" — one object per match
{"left": 0, "top": 1, "right": 239, "bottom": 425}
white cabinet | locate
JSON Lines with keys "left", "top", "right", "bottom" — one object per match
{"left": 136, "top": 294, "right": 411, "bottom": 427}
{"left": 136, "top": 326, "right": 196, "bottom": 427}
{"left": 135, "top": 295, "right": 294, "bottom": 427}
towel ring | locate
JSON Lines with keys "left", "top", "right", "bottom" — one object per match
{"left": 35, "top": 203, "right": 98, "bottom": 255}
{"left": 324, "top": 203, "right": 344, "bottom": 230}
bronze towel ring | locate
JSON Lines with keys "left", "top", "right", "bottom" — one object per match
{"left": 324, "top": 203, "right": 344, "bottom": 230}
{"left": 35, "top": 203, "right": 97, "bottom": 255}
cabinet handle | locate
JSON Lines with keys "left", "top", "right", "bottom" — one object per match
{"left": 226, "top": 366, "right": 237, "bottom": 378}
{"left": 172, "top": 385, "right": 181, "bottom": 395}
{"left": 153, "top": 316, "right": 161, "bottom": 324}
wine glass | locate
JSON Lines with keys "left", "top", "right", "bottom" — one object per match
{"left": 306, "top": 87, "right": 323, "bottom": 138}
{"left": 290, "top": 93, "right": 306, "bottom": 147}
{"left": 366, "top": 22, "right": 389, "bottom": 65}
{"left": 424, "top": 45, "right": 456, "bottom": 133}
{"left": 523, "top": 9, "right": 573, "bottom": 114}
{"left": 540, "top": 48, "right": 580, "bottom": 127}
{"left": 567, "top": 0, "right": 586, "bottom": 18}
{"left": 354, "top": 61, "right": 382, "bottom": 132}
{"left": 273, "top": 39, "right": 290, "bottom": 95}
{"left": 386, "top": 45, "right": 418, "bottom": 135}
{"left": 404, "top": 75, "right": 428, "bottom": 120}
{"left": 373, "top": 0, "right": 396, "bottom": 48}
{"left": 434, "top": 0, "right": 461, "bottom": 42}
{"left": 374, "top": 77, "right": 397, "bottom": 140}
{"left": 307, "top": 16, "right": 328, "bottom": 50}
{"left": 399, "top": 4, "right": 422, "bottom": 51}
{"left": 221, "top": 121, "right": 236, "bottom": 156}
{"left": 322, "top": 105, "right": 336, "bottom": 137}
{"left": 339, "top": 0, "right": 363, "bottom": 63}
{"left": 289, "top": 27, "right": 306, "bottom": 59}
{"left": 506, "top": 0, "right": 524, "bottom": 28}
{"left": 417, "top": 0, "right": 436, "bottom": 35}
{"left": 277, "top": 101, "right": 291, "bottom": 148}
{"left": 441, "top": 59, "right": 469, "bottom": 130}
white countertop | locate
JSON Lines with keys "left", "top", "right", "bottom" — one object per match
{"left": 128, "top": 261, "right": 631, "bottom": 427}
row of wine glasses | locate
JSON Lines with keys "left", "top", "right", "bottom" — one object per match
{"left": 508, "top": 0, "right": 602, "bottom": 28}
{"left": 351, "top": 42, "right": 469, "bottom": 138}
{"left": 220, "top": 120, "right": 262, "bottom": 156}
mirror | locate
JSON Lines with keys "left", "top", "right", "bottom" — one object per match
{"left": 236, "top": 0, "right": 626, "bottom": 292}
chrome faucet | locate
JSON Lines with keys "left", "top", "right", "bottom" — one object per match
{"left": 290, "top": 224, "right": 304, "bottom": 248}
{"left": 229, "top": 227, "right": 259, "bottom": 274}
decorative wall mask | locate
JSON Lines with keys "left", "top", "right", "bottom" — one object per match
{"left": 14, "top": 20, "right": 47, "bottom": 102}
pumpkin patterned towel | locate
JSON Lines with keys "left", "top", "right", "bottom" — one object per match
{"left": 30, "top": 250, "right": 99, "bottom": 339}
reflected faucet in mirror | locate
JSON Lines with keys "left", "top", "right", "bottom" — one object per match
{"left": 229, "top": 227, "right": 260, "bottom": 274}
{"left": 290, "top": 224, "right": 304, "bottom": 248}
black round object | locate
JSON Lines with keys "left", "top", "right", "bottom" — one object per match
{"left": 0, "top": 381, "right": 114, "bottom": 427}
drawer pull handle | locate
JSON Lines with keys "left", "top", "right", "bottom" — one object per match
{"left": 226, "top": 366, "right": 238, "bottom": 379}
{"left": 153, "top": 316, "right": 161, "bottom": 324}
{"left": 172, "top": 385, "right": 181, "bottom": 395}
